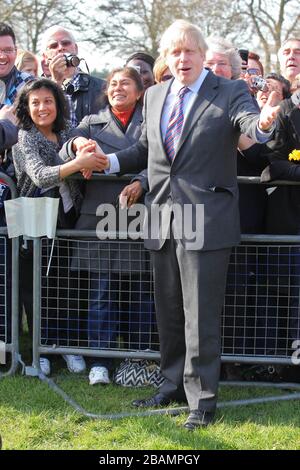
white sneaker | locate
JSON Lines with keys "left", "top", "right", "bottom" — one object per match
{"left": 89, "top": 366, "right": 110, "bottom": 385}
{"left": 39, "top": 357, "right": 51, "bottom": 376}
{"left": 63, "top": 354, "right": 86, "bottom": 373}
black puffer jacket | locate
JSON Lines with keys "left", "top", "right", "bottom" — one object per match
{"left": 70, "top": 73, "right": 106, "bottom": 123}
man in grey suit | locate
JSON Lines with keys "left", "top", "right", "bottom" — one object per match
{"left": 77, "top": 20, "right": 279, "bottom": 429}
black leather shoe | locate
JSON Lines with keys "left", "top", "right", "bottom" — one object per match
{"left": 183, "top": 409, "right": 215, "bottom": 430}
{"left": 132, "top": 393, "right": 171, "bottom": 408}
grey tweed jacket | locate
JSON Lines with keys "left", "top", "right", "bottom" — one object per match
{"left": 12, "top": 124, "right": 82, "bottom": 215}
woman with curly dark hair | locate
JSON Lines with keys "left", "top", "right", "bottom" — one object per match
{"left": 13, "top": 78, "right": 102, "bottom": 198}
{"left": 12, "top": 78, "right": 104, "bottom": 376}
{"left": 15, "top": 78, "right": 68, "bottom": 131}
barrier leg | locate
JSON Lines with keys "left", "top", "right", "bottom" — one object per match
{"left": 27, "top": 237, "right": 41, "bottom": 377}
{"left": 0, "top": 236, "right": 19, "bottom": 378}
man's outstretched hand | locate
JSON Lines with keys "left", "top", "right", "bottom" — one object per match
{"left": 258, "top": 91, "right": 280, "bottom": 132}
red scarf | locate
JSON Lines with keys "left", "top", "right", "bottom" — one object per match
{"left": 111, "top": 107, "right": 135, "bottom": 127}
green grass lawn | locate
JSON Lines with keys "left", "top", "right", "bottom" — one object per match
{"left": 0, "top": 369, "right": 300, "bottom": 450}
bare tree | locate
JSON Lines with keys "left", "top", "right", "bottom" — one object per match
{"left": 4, "top": 0, "right": 299, "bottom": 74}
{"left": 80, "top": 0, "right": 254, "bottom": 60}
{"left": 6, "top": 0, "right": 84, "bottom": 53}
{"left": 2, "top": 1, "right": 22, "bottom": 22}
{"left": 186, "top": 0, "right": 252, "bottom": 44}
{"left": 82, "top": 0, "right": 193, "bottom": 58}
{"left": 237, "top": 0, "right": 300, "bottom": 72}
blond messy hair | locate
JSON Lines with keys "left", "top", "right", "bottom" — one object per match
{"left": 159, "top": 20, "right": 207, "bottom": 58}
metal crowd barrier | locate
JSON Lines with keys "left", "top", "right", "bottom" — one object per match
{"left": 34, "top": 234, "right": 300, "bottom": 365}
{"left": 33, "top": 234, "right": 159, "bottom": 363}
{"left": 223, "top": 237, "right": 300, "bottom": 363}
{"left": 28, "top": 174, "right": 300, "bottom": 417}
{"left": 0, "top": 173, "right": 19, "bottom": 377}
{"left": 222, "top": 177, "right": 300, "bottom": 367}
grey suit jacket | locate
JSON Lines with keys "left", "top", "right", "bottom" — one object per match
{"left": 116, "top": 70, "right": 267, "bottom": 251}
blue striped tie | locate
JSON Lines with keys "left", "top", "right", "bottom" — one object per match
{"left": 164, "top": 86, "right": 190, "bottom": 162}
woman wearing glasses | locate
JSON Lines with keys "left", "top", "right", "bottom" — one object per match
{"left": 0, "top": 23, "right": 32, "bottom": 107}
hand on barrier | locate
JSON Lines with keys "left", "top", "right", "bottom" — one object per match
{"left": 119, "top": 180, "right": 143, "bottom": 208}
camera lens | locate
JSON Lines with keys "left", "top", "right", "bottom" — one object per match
{"left": 70, "top": 55, "right": 80, "bottom": 67}
{"left": 64, "top": 53, "right": 80, "bottom": 68}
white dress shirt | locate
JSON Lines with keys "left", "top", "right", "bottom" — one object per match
{"left": 160, "top": 68, "right": 209, "bottom": 141}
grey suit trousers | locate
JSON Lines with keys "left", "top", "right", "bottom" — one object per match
{"left": 151, "top": 226, "right": 231, "bottom": 411}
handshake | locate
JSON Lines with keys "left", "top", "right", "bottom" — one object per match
{"left": 71, "top": 136, "right": 143, "bottom": 208}
{"left": 72, "top": 137, "right": 110, "bottom": 179}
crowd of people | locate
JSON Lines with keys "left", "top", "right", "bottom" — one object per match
{"left": 1, "top": 19, "right": 300, "bottom": 430}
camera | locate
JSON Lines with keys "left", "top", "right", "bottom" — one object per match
{"left": 238, "top": 49, "right": 249, "bottom": 64}
{"left": 251, "top": 76, "right": 268, "bottom": 92}
{"left": 64, "top": 53, "right": 80, "bottom": 68}
{"left": 238, "top": 49, "right": 249, "bottom": 73}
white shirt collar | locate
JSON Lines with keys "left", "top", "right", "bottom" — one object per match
{"left": 170, "top": 68, "right": 209, "bottom": 95}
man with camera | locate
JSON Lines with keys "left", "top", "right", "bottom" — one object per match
{"left": 41, "top": 26, "right": 105, "bottom": 127}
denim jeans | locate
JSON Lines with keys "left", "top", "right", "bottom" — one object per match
{"left": 88, "top": 271, "right": 158, "bottom": 369}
